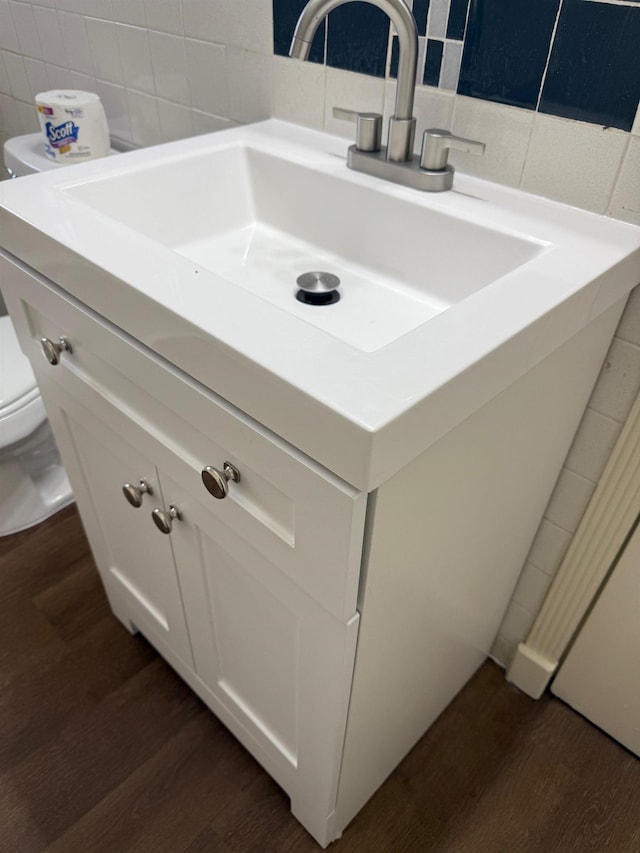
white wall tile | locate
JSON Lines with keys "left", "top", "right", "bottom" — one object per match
{"left": 527, "top": 519, "right": 572, "bottom": 577}
{"left": 450, "top": 97, "right": 534, "bottom": 188}
{"left": 126, "top": 87, "right": 161, "bottom": 146}
{"left": 409, "top": 84, "right": 455, "bottom": 141}
{"left": 30, "top": 0, "right": 56, "bottom": 8}
{"left": 33, "top": 7, "right": 66, "bottom": 67}
{"left": 324, "top": 67, "right": 385, "bottom": 139}
{"left": 15, "top": 97, "right": 39, "bottom": 132}
{"left": 10, "top": 1, "right": 42, "bottom": 58}
{"left": 148, "top": 30, "right": 189, "bottom": 104}
{"left": 632, "top": 101, "right": 640, "bottom": 136}
{"left": 144, "top": 0, "right": 183, "bottom": 35}
{"left": 23, "top": 57, "right": 49, "bottom": 100}
{"left": 117, "top": 24, "right": 154, "bottom": 95}
{"left": 3, "top": 51, "right": 30, "bottom": 102}
{"left": 0, "top": 92, "right": 20, "bottom": 135}
{"left": 0, "top": 0, "right": 19, "bottom": 52}
{"left": 512, "top": 562, "right": 553, "bottom": 614}
{"left": 0, "top": 52, "right": 9, "bottom": 96}
{"left": 272, "top": 55, "right": 325, "bottom": 130}
{"left": 66, "top": 69, "right": 97, "bottom": 91}
{"left": 58, "top": 11, "right": 94, "bottom": 76}
{"left": 215, "top": 0, "right": 274, "bottom": 55}
{"left": 521, "top": 114, "right": 628, "bottom": 213}
{"left": 185, "top": 38, "right": 228, "bottom": 116}
{"left": 183, "top": 0, "right": 272, "bottom": 54}
{"left": 544, "top": 468, "right": 596, "bottom": 533}
{"left": 495, "top": 601, "right": 536, "bottom": 650}
{"left": 563, "top": 406, "right": 622, "bottom": 483}
{"left": 79, "top": 0, "right": 114, "bottom": 20}
{"left": 94, "top": 78, "right": 131, "bottom": 141}
{"left": 491, "top": 633, "right": 516, "bottom": 667}
{"left": 608, "top": 136, "right": 640, "bottom": 227}
{"left": 588, "top": 337, "right": 640, "bottom": 423}
{"left": 615, "top": 286, "right": 640, "bottom": 347}
{"left": 227, "top": 48, "right": 272, "bottom": 123}
{"left": 156, "top": 97, "right": 193, "bottom": 142}
{"left": 190, "top": 108, "right": 233, "bottom": 135}
{"left": 86, "top": 17, "right": 122, "bottom": 84}
{"left": 44, "top": 62, "right": 71, "bottom": 90}
{"left": 111, "top": 0, "right": 146, "bottom": 27}
{"left": 182, "top": 0, "right": 216, "bottom": 43}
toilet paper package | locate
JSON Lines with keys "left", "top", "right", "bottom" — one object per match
{"left": 36, "top": 90, "right": 109, "bottom": 163}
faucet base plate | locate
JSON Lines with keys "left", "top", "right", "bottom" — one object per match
{"left": 347, "top": 146, "right": 454, "bottom": 192}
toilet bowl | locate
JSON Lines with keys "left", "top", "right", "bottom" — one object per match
{"left": 0, "top": 314, "right": 73, "bottom": 535}
{"left": 0, "top": 131, "right": 118, "bottom": 535}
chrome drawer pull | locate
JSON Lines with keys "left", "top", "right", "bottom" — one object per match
{"left": 151, "top": 504, "right": 183, "bottom": 534}
{"left": 201, "top": 462, "right": 241, "bottom": 500}
{"left": 41, "top": 336, "right": 72, "bottom": 365}
{"left": 122, "top": 479, "right": 153, "bottom": 508}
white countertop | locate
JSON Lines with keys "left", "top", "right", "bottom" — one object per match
{"left": 1, "top": 120, "right": 639, "bottom": 490}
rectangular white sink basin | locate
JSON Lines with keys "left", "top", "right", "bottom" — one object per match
{"left": 63, "top": 145, "right": 545, "bottom": 352}
{"left": 1, "top": 120, "right": 639, "bottom": 489}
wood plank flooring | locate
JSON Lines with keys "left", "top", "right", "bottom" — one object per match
{"left": 1, "top": 505, "right": 639, "bottom": 852}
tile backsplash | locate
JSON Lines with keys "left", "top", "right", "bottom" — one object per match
{"left": 275, "top": 0, "right": 640, "bottom": 131}
{"left": 1, "top": 0, "right": 638, "bottom": 221}
{"left": 0, "top": 0, "right": 639, "bottom": 669}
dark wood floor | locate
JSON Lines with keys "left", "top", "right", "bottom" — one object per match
{"left": 1, "top": 505, "right": 639, "bottom": 852}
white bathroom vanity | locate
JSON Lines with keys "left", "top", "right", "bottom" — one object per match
{"left": 1, "top": 121, "right": 638, "bottom": 846}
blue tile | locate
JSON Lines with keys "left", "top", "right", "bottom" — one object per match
{"left": 412, "top": 0, "right": 430, "bottom": 37}
{"left": 458, "top": 0, "right": 560, "bottom": 109}
{"left": 540, "top": 0, "right": 640, "bottom": 131}
{"left": 389, "top": 35, "right": 399, "bottom": 78}
{"left": 326, "top": 3, "right": 390, "bottom": 77}
{"left": 273, "top": 0, "right": 325, "bottom": 63}
{"left": 423, "top": 39, "right": 443, "bottom": 87}
{"left": 446, "top": 0, "right": 469, "bottom": 40}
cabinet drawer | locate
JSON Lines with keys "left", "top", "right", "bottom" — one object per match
{"left": 3, "top": 257, "right": 367, "bottom": 620}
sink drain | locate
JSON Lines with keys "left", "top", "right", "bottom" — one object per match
{"left": 296, "top": 271, "right": 341, "bottom": 306}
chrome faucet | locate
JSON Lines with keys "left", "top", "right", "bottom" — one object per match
{"left": 290, "top": 0, "right": 485, "bottom": 191}
{"left": 291, "top": 0, "right": 418, "bottom": 162}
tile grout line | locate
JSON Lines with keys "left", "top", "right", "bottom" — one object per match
{"left": 604, "top": 130, "right": 631, "bottom": 216}
{"left": 518, "top": 0, "right": 566, "bottom": 188}
{"left": 535, "top": 0, "right": 565, "bottom": 112}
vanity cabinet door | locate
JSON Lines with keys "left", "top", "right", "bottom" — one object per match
{"left": 32, "top": 371, "right": 194, "bottom": 670}
{"left": 3, "top": 259, "right": 366, "bottom": 622}
{"left": 161, "top": 470, "right": 360, "bottom": 841}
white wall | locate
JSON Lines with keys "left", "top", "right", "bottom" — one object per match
{"left": 0, "top": 0, "right": 639, "bottom": 665}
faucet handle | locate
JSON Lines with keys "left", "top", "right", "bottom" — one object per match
{"left": 420, "top": 128, "right": 485, "bottom": 171}
{"left": 332, "top": 106, "right": 382, "bottom": 153}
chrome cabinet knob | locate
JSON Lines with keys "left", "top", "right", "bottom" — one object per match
{"left": 201, "top": 462, "right": 241, "bottom": 500}
{"left": 122, "top": 479, "right": 153, "bottom": 508}
{"left": 40, "top": 336, "right": 72, "bottom": 365}
{"left": 151, "top": 504, "right": 182, "bottom": 534}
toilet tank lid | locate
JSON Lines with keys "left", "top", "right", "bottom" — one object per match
{"left": 0, "top": 316, "right": 38, "bottom": 410}
{"left": 4, "top": 132, "right": 68, "bottom": 176}
{"left": 4, "top": 132, "right": 118, "bottom": 176}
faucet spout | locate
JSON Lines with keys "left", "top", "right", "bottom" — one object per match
{"left": 290, "top": 0, "right": 418, "bottom": 160}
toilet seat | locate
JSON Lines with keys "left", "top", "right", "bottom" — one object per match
{"left": 0, "top": 315, "right": 46, "bottom": 447}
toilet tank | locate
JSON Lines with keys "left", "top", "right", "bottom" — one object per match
{"left": 3, "top": 132, "right": 118, "bottom": 178}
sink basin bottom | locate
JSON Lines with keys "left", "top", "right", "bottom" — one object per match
{"left": 177, "top": 222, "right": 446, "bottom": 352}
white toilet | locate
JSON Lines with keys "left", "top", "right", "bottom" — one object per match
{"left": 0, "top": 132, "right": 117, "bottom": 535}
